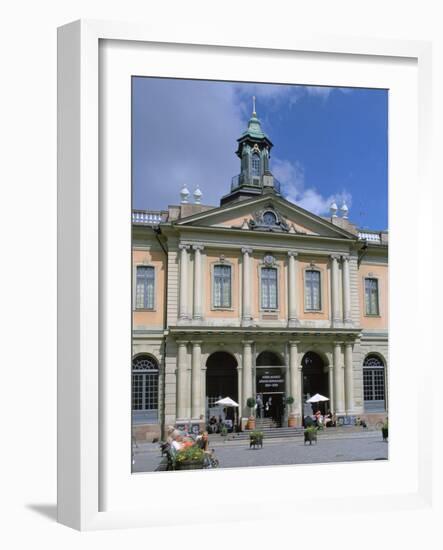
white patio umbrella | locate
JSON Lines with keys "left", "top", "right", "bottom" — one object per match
{"left": 215, "top": 397, "right": 240, "bottom": 430}
{"left": 215, "top": 397, "right": 239, "bottom": 407}
{"left": 306, "top": 393, "right": 329, "bottom": 403}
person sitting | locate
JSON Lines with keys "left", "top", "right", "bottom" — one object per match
{"left": 171, "top": 434, "right": 184, "bottom": 452}
{"left": 196, "top": 431, "right": 209, "bottom": 451}
{"left": 208, "top": 416, "right": 218, "bottom": 433}
{"left": 324, "top": 411, "right": 332, "bottom": 427}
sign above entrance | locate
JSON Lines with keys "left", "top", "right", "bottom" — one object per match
{"left": 257, "top": 369, "right": 285, "bottom": 392}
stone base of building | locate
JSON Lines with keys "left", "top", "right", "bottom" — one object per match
{"left": 362, "top": 412, "right": 388, "bottom": 428}
{"left": 132, "top": 424, "right": 161, "bottom": 443}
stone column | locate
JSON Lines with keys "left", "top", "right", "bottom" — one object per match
{"left": 176, "top": 340, "right": 188, "bottom": 419}
{"left": 342, "top": 255, "right": 351, "bottom": 323}
{"left": 241, "top": 248, "right": 253, "bottom": 326}
{"left": 328, "top": 365, "right": 335, "bottom": 413}
{"left": 242, "top": 340, "right": 253, "bottom": 415}
{"left": 344, "top": 342, "right": 355, "bottom": 414}
{"left": 200, "top": 365, "right": 207, "bottom": 420}
{"left": 289, "top": 341, "right": 301, "bottom": 419}
{"left": 287, "top": 251, "right": 299, "bottom": 327}
{"left": 178, "top": 244, "right": 190, "bottom": 320}
{"left": 237, "top": 365, "right": 243, "bottom": 428}
{"left": 330, "top": 254, "right": 341, "bottom": 325}
{"left": 191, "top": 341, "right": 202, "bottom": 419}
{"left": 192, "top": 244, "right": 204, "bottom": 321}
{"left": 333, "top": 342, "right": 345, "bottom": 414}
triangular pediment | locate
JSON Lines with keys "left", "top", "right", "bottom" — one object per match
{"left": 175, "top": 194, "right": 357, "bottom": 240}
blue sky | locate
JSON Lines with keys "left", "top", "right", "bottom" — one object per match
{"left": 132, "top": 78, "right": 388, "bottom": 230}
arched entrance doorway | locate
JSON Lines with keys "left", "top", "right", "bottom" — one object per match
{"left": 206, "top": 352, "right": 238, "bottom": 427}
{"left": 256, "top": 351, "right": 285, "bottom": 426}
{"left": 301, "top": 351, "right": 329, "bottom": 416}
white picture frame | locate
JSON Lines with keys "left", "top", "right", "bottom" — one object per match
{"left": 57, "top": 19, "right": 434, "bottom": 531}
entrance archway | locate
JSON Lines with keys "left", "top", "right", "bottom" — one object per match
{"left": 256, "top": 350, "right": 285, "bottom": 426}
{"left": 206, "top": 352, "right": 238, "bottom": 425}
{"left": 301, "top": 351, "right": 329, "bottom": 415}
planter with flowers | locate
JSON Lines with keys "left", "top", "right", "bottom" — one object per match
{"left": 175, "top": 442, "right": 205, "bottom": 470}
{"left": 304, "top": 425, "right": 318, "bottom": 445}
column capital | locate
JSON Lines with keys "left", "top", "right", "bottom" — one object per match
{"left": 241, "top": 247, "right": 253, "bottom": 255}
{"left": 191, "top": 340, "right": 202, "bottom": 346}
{"left": 287, "top": 250, "right": 299, "bottom": 258}
{"left": 344, "top": 341, "right": 353, "bottom": 349}
{"left": 176, "top": 339, "right": 189, "bottom": 345}
{"left": 192, "top": 243, "right": 204, "bottom": 251}
{"left": 288, "top": 340, "right": 300, "bottom": 347}
{"left": 179, "top": 243, "right": 191, "bottom": 251}
{"left": 341, "top": 254, "right": 350, "bottom": 262}
{"left": 330, "top": 254, "right": 341, "bottom": 261}
{"left": 241, "top": 340, "right": 254, "bottom": 346}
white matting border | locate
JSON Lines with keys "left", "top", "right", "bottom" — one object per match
{"left": 57, "top": 19, "right": 433, "bottom": 530}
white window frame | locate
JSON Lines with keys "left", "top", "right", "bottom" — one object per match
{"left": 211, "top": 262, "right": 233, "bottom": 310}
{"left": 362, "top": 354, "right": 386, "bottom": 412}
{"left": 259, "top": 264, "right": 279, "bottom": 311}
{"left": 364, "top": 276, "right": 380, "bottom": 316}
{"left": 303, "top": 267, "right": 322, "bottom": 312}
{"left": 133, "top": 263, "right": 156, "bottom": 311}
{"left": 131, "top": 354, "right": 160, "bottom": 424}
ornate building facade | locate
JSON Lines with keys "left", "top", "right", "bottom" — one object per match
{"left": 131, "top": 106, "right": 388, "bottom": 441}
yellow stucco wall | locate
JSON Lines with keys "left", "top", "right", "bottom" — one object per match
{"left": 297, "top": 257, "right": 330, "bottom": 320}
{"left": 133, "top": 248, "right": 165, "bottom": 327}
{"left": 359, "top": 263, "right": 388, "bottom": 329}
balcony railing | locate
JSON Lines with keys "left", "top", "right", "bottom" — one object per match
{"left": 132, "top": 210, "right": 164, "bottom": 225}
{"left": 358, "top": 231, "right": 387, "bottom": 244}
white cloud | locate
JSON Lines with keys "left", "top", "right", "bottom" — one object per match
{"left": 133, "top": 78, "right": 353, "bottom": 212}
{"left": 273, "top": 156, "right": 352, "bottom": 216}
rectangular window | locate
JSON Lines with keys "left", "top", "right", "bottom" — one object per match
{"left": 365, "top": 277, "right": 379, "bottom": 315}
{"left": 261, "top": 267, "right": 278, "bottom": 309}
{"left": 213, "top": 265, "right": 231, "bottom": 308}
{"left": 305, "top": 270, "right": 321, "bottom": 310}
{"left": 135, "top": 265, "right": 155, "bottom": 309}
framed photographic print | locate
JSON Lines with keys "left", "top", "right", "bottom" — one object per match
{"left": 58, "top": 20, "right": 433, "bottom": 530}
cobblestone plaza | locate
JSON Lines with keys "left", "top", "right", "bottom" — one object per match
{"left": 132, "top": 431, "right": 388, "bottom": 473}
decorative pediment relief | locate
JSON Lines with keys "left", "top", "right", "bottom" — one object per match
{"left": 248, "top": 203, "right": 296, "bottom": 233}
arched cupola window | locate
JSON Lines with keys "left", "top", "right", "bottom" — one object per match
{"left": 251, "top": 152, "right": 261, "bottom": 177}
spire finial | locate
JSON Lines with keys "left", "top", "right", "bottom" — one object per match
{"left": 252, "top": 95, "right": 256, "bottom": 116}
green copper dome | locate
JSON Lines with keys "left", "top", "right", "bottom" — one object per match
{"left": 241, "top": 112, "right": 268, "bottom": 140}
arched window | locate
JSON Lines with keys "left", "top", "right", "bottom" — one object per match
{"left": 251, "top": 153, "right": 260, "bottom": 177}
{"left": 363, "top": 354, "right": 386, "bottom": 412}
{"left": 132, "top": 355, "right": 159, "bottom": 423}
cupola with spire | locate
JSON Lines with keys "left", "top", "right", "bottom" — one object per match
{"left": 220, "top": 97, "right": 280, "bottom": 206}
